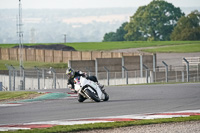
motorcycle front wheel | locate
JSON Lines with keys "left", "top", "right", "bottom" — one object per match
{"left": 85, "top": 89, "right": 100, "bottom": 102}
{"left": 103, "top": 92, "right": 109, "bottom": 101}
{"left": 78, "top": 94, "right": 86, "bottom": 102}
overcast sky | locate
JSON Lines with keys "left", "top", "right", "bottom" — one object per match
{"left": 0, "top": 0, "right": 200, "bottom": 9}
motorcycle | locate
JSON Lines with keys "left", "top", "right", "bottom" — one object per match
{"left": 73, "top": 76, "right": 109, "bottom": 102}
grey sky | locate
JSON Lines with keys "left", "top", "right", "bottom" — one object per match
{"left": 0, "top": 0, "right": 200, "bottom": 9}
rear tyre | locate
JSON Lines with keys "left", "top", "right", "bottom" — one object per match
{"left": 85, "top": 89, "right": 100, "bottom": 102}
{"left": 78, "top": 94, "right": 86, "bottom": 102}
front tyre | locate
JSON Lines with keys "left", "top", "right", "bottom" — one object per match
{"left": 78, "top": 94, "right": 86, "bottom": 102}
{"left": 103, "top": 92, "right": 109, "bottom": 101}
{"left": 85, "top": 89, "right": 100, "bottom": 102}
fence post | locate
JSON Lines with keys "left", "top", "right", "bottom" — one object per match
{"left": 198, "top": 63, "right": 200, "bottom": 82}
{"left": 95, "top": 59, "right": 98, "bottom": 79}
{"left": 5, "top": 64, "right": 12, "bottom": 91}
{"left": 153, "top": 53, "right": 156, "bottom": 72}
{"left": 122, "top": 66, "right": 128, "bottom": 84}
{"left": 143, "top": 64, "right": 149, "bottom": 83}
{"left": 34, "top": 66, "right": 40, "bottom": 90}
{"left": 5, "top": 64, "right": 16, "bottom": 91}
{"left": 183, "top": 58, "right": 190, "bottom": 82}
{"left": 0, "top": 82, "right": 2, "bottom": 91}
{"left": 140, "top": 54, "right": 143, "bottom": 78}
{"left": 122, "top": 56, "right": 125, "bottom": 78}
{"left": 150, "top": 71, "right": 154, "bottom": 83}
{"left": 50, "top": 67, "right": 56, "bottom": 89}
{"left": 162, "top": 61, "right": 168, "bottom": 83}
{"left": 42, "top": 69, "right": 45, "bottom": 89}
{"left": 11, "top": 65, "right": 15, "bottom": 91}
{"left": 182, "top": 71, "right": 185, "bottom": 82}
{"left": 20, "top": 65, "right": 25, "bottom": 90}
{"left": 104, "top": 66, "right": 110, "bottom": 86}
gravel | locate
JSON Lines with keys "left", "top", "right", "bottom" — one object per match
{"left": 74, "top": 121, "right": 200, "bottom": 133}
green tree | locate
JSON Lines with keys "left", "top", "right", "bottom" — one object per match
{"left": 124, "top": 0, "right": 184, "bottom": 41}
{"left": 103, "top": 22, "right": 128, "bottom": 42}
{"left": 103, "top": 32, "right": 116, "bottom": 42}
{"left": 114, "top": 22, "right": 128, "bottom": 41}
{"left": 171, "top": 10, "right": 200, "bottom": 40}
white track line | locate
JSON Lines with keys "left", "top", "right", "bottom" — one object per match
{"left": 1, "top": 109, "right": 200, "bottom": 131}
{"left": 0, "top": 127, "right": 30, "bottom": 131}
{"left": 0, "top": 104, "right": 22, "bottom": 107}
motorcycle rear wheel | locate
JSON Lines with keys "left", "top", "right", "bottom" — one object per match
{"left": 85, "top": 89, "right": 100, "bottom": 102}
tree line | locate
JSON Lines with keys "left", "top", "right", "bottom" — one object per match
{"left": 103, "top": 0, "right": 200, "bottom": 41}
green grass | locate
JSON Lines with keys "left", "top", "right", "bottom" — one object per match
{"left": 0, "top": 91, "right": 38, "bottom": 101}
{"left": 0, "top": 60, "right": 68, "bottom": 70}
{"left": 1, "top": 41, "right": 200, "bottom": 51}
{"left": 65, "top": 41, "right": 200, "bottom": 51}
{"left": 3, "top": 115, "right": 200, "bottom": 133}
{"left": 0, "top": 43, "right": 52, "bottom": 48}
{"left": 142, "top": 43, "right": 200, "bottom": 53}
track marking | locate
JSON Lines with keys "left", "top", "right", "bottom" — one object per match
{"left": 1, "top": 109, "right": 200, "bottom": 131}
{"left": 0, "top": 103, "right": 22, "bottom": 107}
{"left": 0, "top": 127, "right": 30, "bottom": 131}
{"left": 67, "top": 92, "right": 78, "bottom": 97}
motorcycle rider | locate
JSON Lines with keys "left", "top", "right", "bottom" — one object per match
{"left": 66, "top": 67, "right": 104, "bottom": 92}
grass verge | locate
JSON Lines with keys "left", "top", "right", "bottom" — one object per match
{"left": 3, "top": 115, "right": 200, "bottom": 133}
{"left": 0, "top": 91, "right": 40, "bottom": 102}
{"left": 142, "top": 43, "right": 200, "bottom": 53}
{"left": 1, "top": 41, "right": 200, "bottom": 51}
{"left": 66, "top": 41, "right": 200, "bottom": 51}
{"left": 0, "top": 60, "right": 68, "bottom": 70}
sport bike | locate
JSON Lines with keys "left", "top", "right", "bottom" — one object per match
{"left": 74, "top": 76, "right": 109, "bottom": 102}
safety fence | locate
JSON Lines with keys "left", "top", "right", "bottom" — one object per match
{"left": 0, "top": 67, "right": 68, "bottom": 91}
{"left": 97, "top": 64, "right": 200, "bottom": 85}
{"left": 0, "top": 63, "right": 199, "bottom": 91}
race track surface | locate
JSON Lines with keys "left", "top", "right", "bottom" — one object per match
{"left": 0, "top": 83, "right": 200, "bottom": 125}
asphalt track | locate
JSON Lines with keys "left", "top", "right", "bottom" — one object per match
{"left": 0, "top": 83, "right": 200, "bottom": 125}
